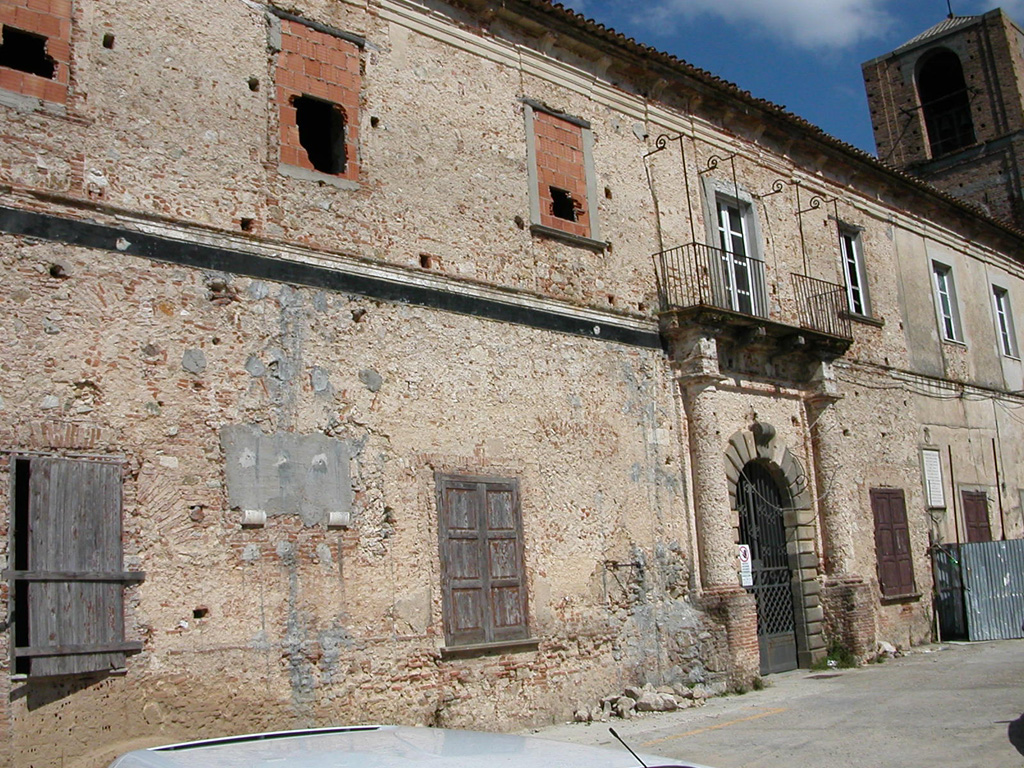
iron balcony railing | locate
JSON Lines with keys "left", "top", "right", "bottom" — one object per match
{"left": 654, "top": 242, "right": 853, "bottom": 341}
{"left": 654, "top": 242, "right": 769, "bottom": 319}
{"left": 791, "top": 273, "right": 853, "bottom": 340}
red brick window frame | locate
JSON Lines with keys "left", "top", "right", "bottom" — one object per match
{"left": 273, "top": 12, "right": 361, "bottom": 184}
{"left": 523, "top": 99, "right": 604, "bottom": 249}
{"left": 0, "top": 0, "right": 72, "bottom": 105}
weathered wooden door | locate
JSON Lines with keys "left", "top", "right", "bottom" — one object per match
{"left": 11, "top": 457, "right": 142, "bottom": 677}
{"left": 436, "top": 475, "right": 527, "bottom": 647}
{"left": 961, "top": 490, "right": 993, "bottom": 543}
{"left": 870, "top": 488, "right": 916, "bottom": 598}
{"left": 737, "top": 462, "right": 798, "bottom": 674}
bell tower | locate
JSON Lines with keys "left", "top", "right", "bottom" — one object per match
{"left": 862, "top": 9, "right": 1024, "bottom": 228}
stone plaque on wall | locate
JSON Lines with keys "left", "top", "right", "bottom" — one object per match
{"left": 220, "top": 425, "right": 353, "bottom": 526}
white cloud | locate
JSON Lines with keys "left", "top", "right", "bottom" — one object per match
{"left": 633, "top": 0, "right": 896, "bottom": 50}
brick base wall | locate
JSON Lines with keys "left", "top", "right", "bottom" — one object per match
{"left": 699, "top": 586, "right": 759, "bottom": 687}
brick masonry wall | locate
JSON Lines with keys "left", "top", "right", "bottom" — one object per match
{"left": 275, "top": 17, "right": 360, "bottom": 182}
{"left": 821, "top": 577, "right": 876, "bottom": 660}
{"left": 0, "top": 0, "right": 71, "bottom": 104}
{"left": 862, "top": 10, "right": 1024, "bottom": 226}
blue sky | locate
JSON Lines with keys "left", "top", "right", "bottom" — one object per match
{"left": 558, "top": 0, "right": 1019, "bottom": 155}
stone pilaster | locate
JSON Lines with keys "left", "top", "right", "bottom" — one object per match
{"left": 669, "top": 330, "right": 760, "bottom": 684}
{"left": 673, "top": 333, "right": 736, "bottom": 589}
{"left": 805, "top": 362, "right": 875, "bottom": 657}
{"left": 805, "top": 361, "right": 854, "bottom": 576}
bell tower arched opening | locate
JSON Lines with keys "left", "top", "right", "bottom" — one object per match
{"left": 917, "top": 48, "right": 975, "bottom": 157}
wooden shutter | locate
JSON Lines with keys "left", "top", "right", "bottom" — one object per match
{"left": 12, "top": 457, "right": 143, "bottom": 676}
{"left": 961, "top": 490, "right": 993, "bottom": 543}
{"left": 484, "top": 483, "right": 527, "bottom": 643}
{"left": 871, "top": 488, "right": 916, "bottom": 598}
{"left": 437, "top": 475, "right": 527, "bottom": 646}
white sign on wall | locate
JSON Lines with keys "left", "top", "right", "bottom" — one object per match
{"left": 738, "top": 544, "right": 753, "bottom": 587}
{"left": 922, "top": 448, "right": 945, "bottom": 508}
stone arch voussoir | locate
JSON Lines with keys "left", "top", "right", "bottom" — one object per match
{"left": 724, "top": 423, "right": 811, "bottom": 511}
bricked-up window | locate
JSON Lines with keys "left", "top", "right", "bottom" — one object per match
{"left": 275, "top": 15, "right": 361, "bottom": 182}
{"left": 0, "top": 1, "right": 72, "bottom": 105}
{"left": 9, "top": 457, "right": 144, "bottom": 677}
{"left": 917, "top": 48, "right": 975, "bottom": 158}
{"left": 870, "top": 488, "right": 916, "bottom": 599}
{"left": 436, "top": 474, "right": 529, "bottom": 648}
{"left": 524, "top": 100, "right": 603, "bottom": 246}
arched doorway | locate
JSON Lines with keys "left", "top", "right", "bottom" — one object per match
{"left": 917, "top": 48, "right": 975, "bottom": 157}
{"left": 736, "top": 461, "right": 798, "bottom": 674}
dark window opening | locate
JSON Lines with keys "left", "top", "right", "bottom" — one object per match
{"left": 102, "top": 33, "right": 115, "bottom": 50}
{"left": 291, "top": 94, "right": 346, "bottom": 175}
{"left": 0, "top": 26, "right": 56, "bottom": 79}
{"left": 918, "top": 49, "right": 975, "bottom": 157}
{"left": 550, "top": 187, "right": 580, "bottom": 222}
{"left": 13, "top": 459, "right": 31, "bottom": 675}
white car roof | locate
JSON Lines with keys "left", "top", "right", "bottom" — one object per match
{"left": 107, "top": 725, "right": 712, "bottom": 768}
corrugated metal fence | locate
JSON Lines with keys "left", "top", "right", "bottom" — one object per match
{"left": 933, "top": 540, "right": 1024, "bottom": 642}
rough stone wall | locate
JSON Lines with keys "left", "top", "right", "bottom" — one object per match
{"left": 907, "top": 136, "right": 1024, "bottom": 226}
{"left": 0, "top": 230, "right": 707, "bottom": 765}
{"left": 3, "top": 0, "right": 1024, "bottom": 764}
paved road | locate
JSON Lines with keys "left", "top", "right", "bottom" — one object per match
{"left": 528, "top": 640, "right": 1024, "bottom": 768}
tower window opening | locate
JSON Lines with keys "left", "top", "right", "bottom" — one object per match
{"left": 917, "top": 49, "right": 975, "bottom": 157}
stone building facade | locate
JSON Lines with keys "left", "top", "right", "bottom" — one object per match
{"left": 1, "top": 2, "right": 1023, "bottom": 766}
{"left": 863, "top": 9, "right": 1024, "bottom": 228}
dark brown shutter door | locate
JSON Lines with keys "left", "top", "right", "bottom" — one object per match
{"left": 961, "top": 490, "right": 992, "bottom": 543}
{"left": 438, "top": 475, "right": 528, "bottom": 646}
{"left": 28, "top": 458, "right": 126, "bottom": 676}
{"left": 871, "top": 488, "right": 915, "bottom": 598}
{"left": 439, "top": 479, "right": 487, "bottom": 646}
{"left": 484, "top": 482, "right": 527, "bottom": 643}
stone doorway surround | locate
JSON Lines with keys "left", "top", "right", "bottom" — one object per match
{"left": 725, "top": 424, "right": 826, "bottom": 668}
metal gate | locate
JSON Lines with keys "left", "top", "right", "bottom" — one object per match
{"left": 737, "top": 461, "right": 798, "bottom": 674}
{"left": 933, "top": 540, "right": 1024, "bottom": 642}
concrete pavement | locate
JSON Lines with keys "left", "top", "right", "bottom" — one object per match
{"left": 526, "top": 640, "right": 1024, "bottom": 768}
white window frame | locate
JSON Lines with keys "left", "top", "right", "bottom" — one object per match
{"left": 705, "top": 191, "right": 766, "bottom": 317}
{"left": 716, "top": 198, "right": 756, "bottom": 315}
{"left": 839, "top": 229, "right": 870, "bottom": 316}
{"left": 992, "top": 285, "right": 1019, "bottom": 358}
{"left": 932, "top": 261, "right": 963, "bottom": 343}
